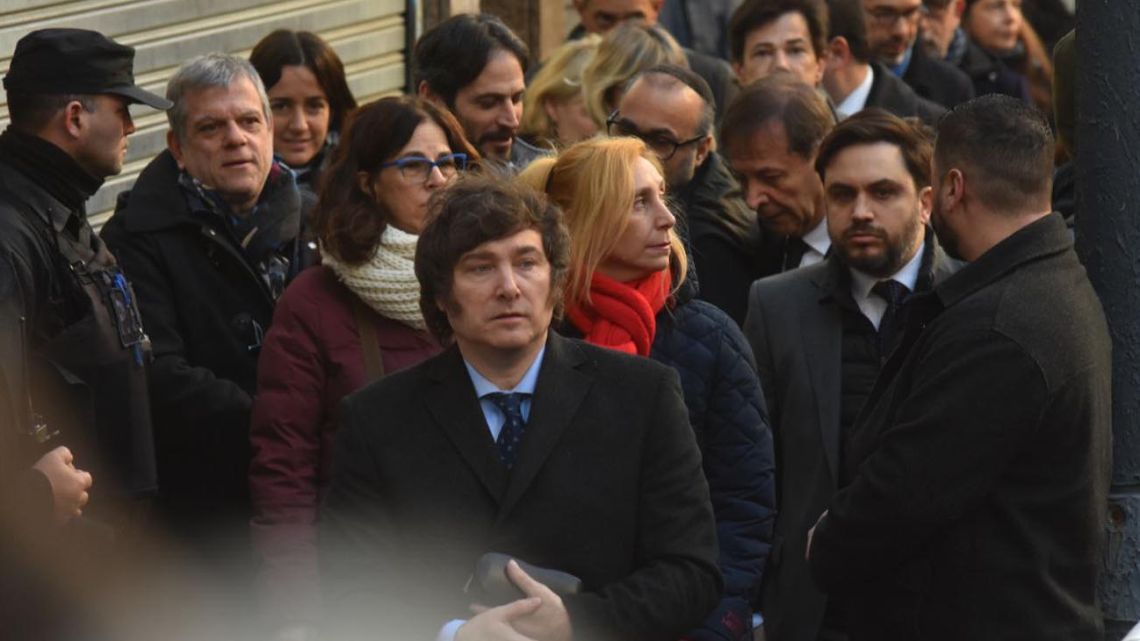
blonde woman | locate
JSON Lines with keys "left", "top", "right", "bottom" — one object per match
{"left": 519, "top": 35, "right": 602, "bottom": 149}
{"left": 518, "top": 136, "right": 775, "bottom": 641}
{"left": 580, "top": 22, "right": 687, "bottom": 129}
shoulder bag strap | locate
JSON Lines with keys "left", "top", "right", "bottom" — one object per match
{"left": 351, "top": 297, "right": 385, "bottom": 381}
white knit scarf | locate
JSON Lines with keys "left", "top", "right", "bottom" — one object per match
{"left": 322, "top": 225, "right": 426, "bottom": 330}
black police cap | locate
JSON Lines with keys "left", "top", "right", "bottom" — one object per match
{"left": 3, "top": 28, "right": 172, "bottom": 110}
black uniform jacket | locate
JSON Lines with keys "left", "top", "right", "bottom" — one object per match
{"left": 810, "top": 214, "right": 1112, "bottom": 641}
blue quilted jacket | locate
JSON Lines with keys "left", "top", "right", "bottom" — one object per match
{"left": 565, "top": 279, "right": 776, "bottom": 640}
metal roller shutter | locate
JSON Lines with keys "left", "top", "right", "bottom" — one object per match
{"left": 0, "top": 0, "right": 413, "bottom": 230}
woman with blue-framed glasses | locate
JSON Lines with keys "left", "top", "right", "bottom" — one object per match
{"left": 248, "top": 95, "right": 478, "bottom": 639}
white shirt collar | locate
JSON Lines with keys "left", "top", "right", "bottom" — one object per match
{"left": 800, "top": 217, "right": 832, "bottom": 267}
{"left": 836, "top": 64, "right": 875, "bottom": 120}
{"left": 849, "top": 241, "right": 925, "bottom": 329}
{"left": 464, "top": 345, "right": 546, "bottom": 397}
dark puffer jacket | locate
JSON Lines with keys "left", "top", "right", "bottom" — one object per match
{"left": 565, "top": 278, "right": 776, "bottom": 640}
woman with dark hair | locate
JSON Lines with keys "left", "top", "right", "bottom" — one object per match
{"left": 250, "top": 29, "right": 357, "bottom": 190}
{"left": 248, "top": 96, "right": 476, "bottom": 640}
{"left": 962, "top": 0, "right": 1051, "bottom": 114}
{"left": 518, "top": 137, "right": 776, "bottom": 641}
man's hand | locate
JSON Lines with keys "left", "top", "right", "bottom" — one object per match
{"left": 33, "top": 446, "right": 92, "bottom": 524}
{"left": 806, "top": 509, "right": 828, "bottom": 561}
{"left": 457, "top": 597, "right": 543, "bottom": 641}
{"left": 505, "top": 559, "right": 573, "bottom": 641}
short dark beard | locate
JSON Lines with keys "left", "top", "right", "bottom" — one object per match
{"left": 837, "top": 216, "right": 923, "bottom": 278}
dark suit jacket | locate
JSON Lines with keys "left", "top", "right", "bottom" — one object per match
{"left": 809, "top": 214, "right": 1111, "bottom": 641}
{"left": 742, "top": 235, "right": 957, "bottom": 641}
{"left": 865, "top": 62, "right": 946, "bottom": 125}
{"left": 320, "top": 331, "right": 721, "bottom": 641}
{"left": 901, "top": 43, "right": 975, "bottom": 109}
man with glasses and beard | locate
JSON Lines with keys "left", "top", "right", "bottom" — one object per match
{"left": 742, "top": 109, "right": 958, "bottom": 641}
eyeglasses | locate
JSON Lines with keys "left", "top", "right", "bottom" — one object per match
{"left": 379, "top": 153, "right": 468, "bottom": 183}
{"left": 606, "top": 111, "right": 705, "bottom": 161}
{"left": 865, "top": 5, "right": 922, "bottom": 26}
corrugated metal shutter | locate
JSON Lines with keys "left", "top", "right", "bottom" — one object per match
{"left": 0, "top": 0, "right": 411, "bottom": 230}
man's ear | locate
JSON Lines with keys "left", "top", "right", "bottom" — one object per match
{"left": 943, "top": 168, "right": 966, "bottom": 212}
{"left": 919, "top": 185, "right": 933, "bottom": 225}
{"left": 953, "top": 0, "right": 966, "bottom": 16}
{"left": 695, "top": 133, "right": 714, "bottom": 166}
{"left": 731, "top": 60, "right": 744, "bottom": 81}
{"left": 827, "top": 37, "right": 852, "bottom": 67}
{"left": 813, "top": 51, "right": 828, "bottom": 86}
{"left": 167, "top": 129, "right": 186, "bottom": 169}
{"left": 62, "top": 100, "right": 88, "bottom": 139}
{"left": 418, "top": 81, "right": 445, "bottom": 109}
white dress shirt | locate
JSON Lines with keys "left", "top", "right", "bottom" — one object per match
{"left": 849, "top": 243, "right": 924, "bottom": 329}
{"left": 836, "top": 64, "right": 875, "bottom": 120}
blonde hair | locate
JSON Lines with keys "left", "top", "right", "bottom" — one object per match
{"left": 517, "top": 137, "right": 688, "bottom": 309}
{"left": 580, "top": 22, "right": 687, "bottom": 129}
{"left": 519, "top": 35, "right": 601, "bottom": 148}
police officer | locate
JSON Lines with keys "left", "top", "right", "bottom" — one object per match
{"left": 0, "top": 29, "right": 169, "bottom": 534}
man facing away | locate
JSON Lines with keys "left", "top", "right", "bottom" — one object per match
{"left": 743, "top": 109, "right": 958, "bottom": 641}
{"left": 321, "top": 176, "right": 720, "bottom": 641}
{"left": 809, "top": 95, "right": 1111, "bottom": 641}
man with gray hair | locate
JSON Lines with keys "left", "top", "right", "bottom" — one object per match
{"left": 102, "top": 53, "right": 306, "bottom": 561}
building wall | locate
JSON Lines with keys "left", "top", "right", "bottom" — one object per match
{"left": 0, "top": 0, "right": 411, "bottom": 229}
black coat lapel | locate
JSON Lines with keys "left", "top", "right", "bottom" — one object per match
{"left": 806, "top": 267, "right": 844, "bottom": 481}
{"left": 498, "top": 333, "right": 593, "bottom": 519}
{"left": 424, "top": 347, "right": 509, "bottom": 502}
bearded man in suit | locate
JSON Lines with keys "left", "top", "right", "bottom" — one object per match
{"left": 744, "top": 109, "right": 957, "bottom": 641}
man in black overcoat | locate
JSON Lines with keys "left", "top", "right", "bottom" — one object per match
{"left": 321, "top": 177, "right": 721, "bottom": 641}
{"left": 808, "top": 95, "right": 1112, "bottom": 641}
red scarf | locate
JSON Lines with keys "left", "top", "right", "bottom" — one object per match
{"left": 567, "top": 270, "right": 671, "bottom": 356}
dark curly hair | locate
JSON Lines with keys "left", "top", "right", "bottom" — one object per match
{"left": 414, "top": 175, "right": 570, "bottom": 343}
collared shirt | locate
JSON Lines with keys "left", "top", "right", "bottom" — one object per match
{"left": 849, "top": 241, "right": 925, "bottom": 329}
{"left": 439, "top": 345, "right": 547, "bottom": 641}
{"left": 800, "top": 218, "right": 833, "bottom": 268}
{"left": 836, "top": 64, "right": 875, "bottom": 120}
{"left": 462, "top": 345, "right": 546, "bottom": 440}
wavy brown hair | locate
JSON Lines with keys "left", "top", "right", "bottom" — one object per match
{"left": 312, "top": 96, "right": 479, "bottom": 265}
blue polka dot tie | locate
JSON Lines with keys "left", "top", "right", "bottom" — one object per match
{"left": 485, "top": 392, "right": 530, "bottom": 470}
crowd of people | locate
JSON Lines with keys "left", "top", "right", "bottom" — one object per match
{"left": 0, "top": 1, "right": 1111, "bottom": 641}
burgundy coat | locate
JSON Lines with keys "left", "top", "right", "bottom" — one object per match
{"left": 249, "top": 265, "right": 440, "bottom": 627}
